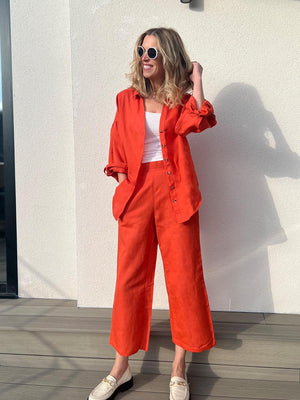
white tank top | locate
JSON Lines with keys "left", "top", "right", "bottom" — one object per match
{"left": 141, "top": 111, "right": 163, "bottom": 163}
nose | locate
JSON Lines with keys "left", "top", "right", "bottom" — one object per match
{"left": 141, "top": 49, "right": 149, "bottom": 61}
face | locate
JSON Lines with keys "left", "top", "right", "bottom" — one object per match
{"left": 140, "top": 35, "right": 165, "bottom": 86}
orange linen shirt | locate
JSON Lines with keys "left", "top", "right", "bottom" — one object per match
{"left": 104, "top": 88, "right": 217, "bottom": 223}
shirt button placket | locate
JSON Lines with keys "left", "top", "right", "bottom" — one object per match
{"left": 160, "top": 130, "right": 177, "bottom": 207}
{"left": 160, "top": 131, "right": 170, "bottom": 170}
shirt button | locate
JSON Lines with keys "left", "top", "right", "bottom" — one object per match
{"left": 164, "top": 158, "right": 168, "bottom": 162}
{"left": 173, "top": 199, "right": 177, "bottom": 203}
{"left": 162, "top": 144, "right": 166, "bottom": 148}
{"left": 160, "top": 130, "right": 163, "bottom": 133}
{"left": 167, "top": 171, "right": 171, "bottom": 175}
{"left": 170, "top": 185, "right": 175, "bottom": 190}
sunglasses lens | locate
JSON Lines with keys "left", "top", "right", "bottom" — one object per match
{"left": 148, "top": 47, "right": 157, "bottom": 59}
{"left": 137, "top": 46, "right": 144, "bottom": 57}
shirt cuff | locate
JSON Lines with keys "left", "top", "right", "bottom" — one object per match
{"left": 187, "top": 96, "right": 215, "bottom": 116}
{"left": 104, "top": 163, "right": 128, "bottom": 178}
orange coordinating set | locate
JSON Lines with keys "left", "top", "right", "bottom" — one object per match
{"left": 104, "top": 88, "right": 217, "bottom": 356}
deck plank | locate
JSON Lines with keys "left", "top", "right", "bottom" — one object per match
{"left": 0, "top": 314, "right": 299, "bottom": 341}
{"left": 1, "top": 299, "right": 299, "bottom": 326}
{"left": 0, "top": 383, "right": 90, "bottom": 400}
{"left": 263, "top": 313, "right": 300, "bottom": 326}
{"left": 0, "top": 353, "right": 298, "bottom": 382}
{"left": 0, "top": 383, "right": 279, "bottom": 400}
{"left": 0, "top": 367, "right": 299, "bottom": 400}
{"left": 0, "top": 298, "right": 76, "bottom": 307}
{"left": 0, "top": 331, "right": 299, "bottom": 368}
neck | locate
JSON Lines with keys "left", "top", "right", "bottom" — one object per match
{"left": 149, "top": 79, "right": 164, "bottom": 94}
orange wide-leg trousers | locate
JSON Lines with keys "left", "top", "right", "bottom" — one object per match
{"left": 110, "top": 161, "right": 216, "bottom": 356}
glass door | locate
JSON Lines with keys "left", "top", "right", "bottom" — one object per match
{"left": 0, "top": 33, "right": 4, "bottom": 288}
{"left": 0, "top": 0, "right": 18, "bottom": 297}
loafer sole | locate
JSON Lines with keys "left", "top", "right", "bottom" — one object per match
{"left": 169, "top": 393, "right": 191, "bottom": 400}
{"left": 87, "top": 376, "right": 133, "bottom": 400}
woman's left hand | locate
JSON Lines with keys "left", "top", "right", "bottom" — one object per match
{"left": 190, "top": 62, "right": 203, "bottom": 84}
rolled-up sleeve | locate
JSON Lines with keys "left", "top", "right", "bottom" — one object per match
{"left": 104, "top": 97, "right": 128, "bottom": 182}
{"left": 175, "top": 95, "right": 217, "bottom": 137}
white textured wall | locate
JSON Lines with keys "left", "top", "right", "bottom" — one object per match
{"left": 71, "top": 0, "right": 300, "bottom": 313}
{"left": 9, "top": 0, "right": 300, "bottom": 313}
{"left": 10, "top": 1, "right": 77, "bottom": 299}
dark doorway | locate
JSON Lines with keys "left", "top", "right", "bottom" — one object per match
{"left": 0, "top": 0, "right": 18, "bottom": 297}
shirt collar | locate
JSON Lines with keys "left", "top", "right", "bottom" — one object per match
{"left": 134, "top": 89, "right": 141, "bottom": 98}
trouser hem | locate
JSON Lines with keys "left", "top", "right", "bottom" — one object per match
{"left": 172, "top": 337, "right": 216, "bottom": 353}
{"left": 109, "top": 339, "right": 147, "bottom": 357}
{"left": 109, "top": 337, "right": 216, "bottom": 357}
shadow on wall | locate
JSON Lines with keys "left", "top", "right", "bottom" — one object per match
{"left": 189, "top": 83, "right": 300, "bottom": 313}
{"left": 189, "top": 0, "right": 204, "bottom": 12}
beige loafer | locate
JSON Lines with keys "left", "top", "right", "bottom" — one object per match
{"left": 169, "top": 375, "right": 190, "bottom": 400}
{"left": 87, "top": 366, "right": 133, "bottom": 400}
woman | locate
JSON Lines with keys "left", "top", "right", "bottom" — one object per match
{"left": 88, "top": 27, "right": 216, "bottom": 400}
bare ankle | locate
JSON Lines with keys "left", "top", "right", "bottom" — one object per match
{"left": 110, "top": 355, "right": 129, "bottom": 381}
{"left": 172, "top": 360, "right": 186, "bottom": 378}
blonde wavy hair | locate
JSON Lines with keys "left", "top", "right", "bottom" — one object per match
{"left": 128, "top": 27, "right": 193, "bottom": 107}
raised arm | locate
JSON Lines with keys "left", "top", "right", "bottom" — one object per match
{"left": 175, "top": 63, "right": 217, "bottom": 137}
{"left": 190, "top": 62, "right": 205, "bottom": 110}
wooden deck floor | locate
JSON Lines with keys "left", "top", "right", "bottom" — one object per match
{"left": 0, "top": 298, "right": 299, "bottom": 400}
